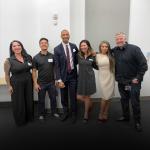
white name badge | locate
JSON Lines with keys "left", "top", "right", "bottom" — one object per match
{"left": 48, "top": 59, "right": 53, "bottom": 62}
{"left": 89, "top": 59, "right": 93, "bottom": 61}
{"left": 73, "top": 49, "right": 76, "bottom": 52}
{"left": 28, "top": 62, "right": 32, "bottom": 66}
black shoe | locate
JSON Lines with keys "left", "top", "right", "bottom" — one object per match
{"left": 60, "top": 113, "right": 69, "bottom": 121}
{"left": 83, "top": 118, "right": 88, "bottom": 124}
{"left": 71, "top": 115, "right": 77, "bottom": 124}
{"left": 135, "top": 123, "right": 142, "bottom": 132}
{"left": 98, "top": 118, "right": 107, "bottom": 123}
{"left": 38, "top": 115, "right": 45, "bottom": 122}
{"left": 116, "top": 116, "right": 130, "bottom": 122}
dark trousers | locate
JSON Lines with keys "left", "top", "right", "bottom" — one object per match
{"left": 38, "top": 82, "right": 57, "bottom": 116}
{"left": 60, "top": 72, "right": 77, "bottom": 115}
{"left": 118, "top": 82, "right": 141, "bottom": 122}
{"left": 11, "top": 73, "right": 34, "bottom": 126}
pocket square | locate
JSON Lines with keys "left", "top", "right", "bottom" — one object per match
{"left": 73, "top": 49, "right": 76, "bottom": 52}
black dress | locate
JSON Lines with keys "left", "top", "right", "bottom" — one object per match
{"left": 77, "top": 54, "right": 98, "bottom": 95}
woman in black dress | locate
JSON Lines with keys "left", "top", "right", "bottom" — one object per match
{"left": 4, "top": 40, "right": 34, "bottom": 126}
{"left": 77, "top": 40, "right": 98, "bottom": 123}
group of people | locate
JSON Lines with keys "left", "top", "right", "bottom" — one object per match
{"left": 4, "top": 30, "right": 148, "bottom": 132}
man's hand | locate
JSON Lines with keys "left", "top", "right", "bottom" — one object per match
{"left": 132, "top": 78, "right": 139, "bottom": 84}
{"left": 34, "top": 83, "right": 41, "bottom": 92}
{"left": 55, "top": 81, "right": 60, "bottom": 87}
{"left": 58, "top": 81, "right": 65, "bottom": 88}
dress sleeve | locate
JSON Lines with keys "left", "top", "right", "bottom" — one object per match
{"left": 92, "top": 56, "right": 99, "bottom": 70}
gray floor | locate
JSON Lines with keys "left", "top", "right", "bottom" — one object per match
{"left": 1, "top": 85, "right": 150, "bottom": 149}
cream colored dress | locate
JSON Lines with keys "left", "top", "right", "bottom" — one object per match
{"left": 96, "top": 54, "right": 115, "bottom": 100}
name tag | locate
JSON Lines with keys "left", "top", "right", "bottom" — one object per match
{"left": 28, "top": 62, "right": 32, "bottom": 66}
{"left": 48, "top": 59, "right": 53, "bottom": 62}
{"left": 89, "top": 59, "right": 93, "bottom": 61}
{"left": 73, "top": 49, "right": 76, "bottom": 52}
{"left": 125, "top": 85, "right": 131, "bottom": 91}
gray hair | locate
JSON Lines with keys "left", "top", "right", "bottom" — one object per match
{"left": 115, "top": 32, "right": 126, "bottom": 37}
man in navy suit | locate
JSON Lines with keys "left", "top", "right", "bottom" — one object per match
{"left": 54, "top": 29, "right": 78, "bottom": 123}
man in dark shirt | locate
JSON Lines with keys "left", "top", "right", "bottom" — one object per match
{"left": 112, "top": 32, "right": 148, "bottom": 132}
{"left": 32, "top": 38, "right": 59, "bottom": 120}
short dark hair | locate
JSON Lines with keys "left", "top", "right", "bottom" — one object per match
{"left": 39, "top": 38, "right": 49, "bottom": 44}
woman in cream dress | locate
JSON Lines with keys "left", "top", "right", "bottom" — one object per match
{"left": 96, "top": 41, "right": 115, "bottom": 122}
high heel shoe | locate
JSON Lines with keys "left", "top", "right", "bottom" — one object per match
{"left": 98, "top": 113, "right": 104, "bottom": 123}
{"left": 102, "top": 113, "right": 108, "bottom": 122}
{"left": 97, "top": 118, "right": 105, "bottom": 123}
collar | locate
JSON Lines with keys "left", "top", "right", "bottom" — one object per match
{"left": 39, "top": 51, "right": 49, "bottom": 56}
{"left": 116, "top": 42, "right": 128, "bottom": 50}
{"left": 11, "top": 54, "right": 24, "bottom": 60}
{"left": 62, "top": 42, "right": 70, "bottom": 47}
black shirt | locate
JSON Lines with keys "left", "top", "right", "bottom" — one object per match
{"left": 112, "top": 43, "right": 148, "bottom": 84}
{"left": 32, "top": 52, "right": 55, "bottom": 84}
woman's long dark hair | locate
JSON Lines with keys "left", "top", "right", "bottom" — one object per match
{"left": 9, "top": 40, "right": 28, "bottom": 57}
{"left": 99, "top": 41, "right": 115, "bottom": 73}
{"left": 79, "top": 40, "right": 93, "bottom": 58}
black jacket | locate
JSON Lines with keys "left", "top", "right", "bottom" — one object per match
{"left": 112, "top": 43, "right": 148, "bottom": 84}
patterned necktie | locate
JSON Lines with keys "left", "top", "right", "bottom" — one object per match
{"left": 66, "top": 44, "right": 71, "bottom": 73}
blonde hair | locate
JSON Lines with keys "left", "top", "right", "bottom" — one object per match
{"left": 99, "top": 41, "right": 115, "bottom": 73}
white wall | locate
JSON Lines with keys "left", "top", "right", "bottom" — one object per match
{"left": 0, "top": 0, "right": 39, "bottom": 78}
{"left": 37, "top": 0, "right": 70, "bottom": 51}
{"left": 129, "top": 0, "right": 150, "bottom": 96}
{"left": 0, "top": 0, "right": 70, "bottom": 78}
{"left": 70, "top": 0, "right": 85, "bottom": 45}
{"left": 0, "top": 0, "right": 2, "bottom": 76}
{"left": 0, "top": 0, "right": 70, "bottom": 105}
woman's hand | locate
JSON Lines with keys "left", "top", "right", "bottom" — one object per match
{"left": 132, "top": 78, "right": 139, "bottom": 84}
{"left": 34, "top": 83, "right": 41, "bottom": 92}
{"left": 91, "top": 50, "right": 97, "bottom": 56}
{"left": 8, "top": 85, "right": 13, "bottom": 95}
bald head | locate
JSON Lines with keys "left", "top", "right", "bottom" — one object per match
{"left": 61, "top": 29, "right": 70, "bottom": 44}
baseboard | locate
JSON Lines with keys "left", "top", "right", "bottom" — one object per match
{"left": 0, "top": 97, "right": 149, "bottom": 108}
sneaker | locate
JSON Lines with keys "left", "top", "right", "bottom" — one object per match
{"left": 52, "top": 113, "right": 60, "bottom": 118}
{"left": 135, "top": 123, "right": 143, "bottom": 132}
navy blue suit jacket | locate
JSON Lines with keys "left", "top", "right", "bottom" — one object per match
{"left": 54, "top": 42, "right": 78, "bottom": 82}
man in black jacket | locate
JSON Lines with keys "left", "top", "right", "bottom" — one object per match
{"left": 112, "top": 32, "right": 148, "bottom": 132}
